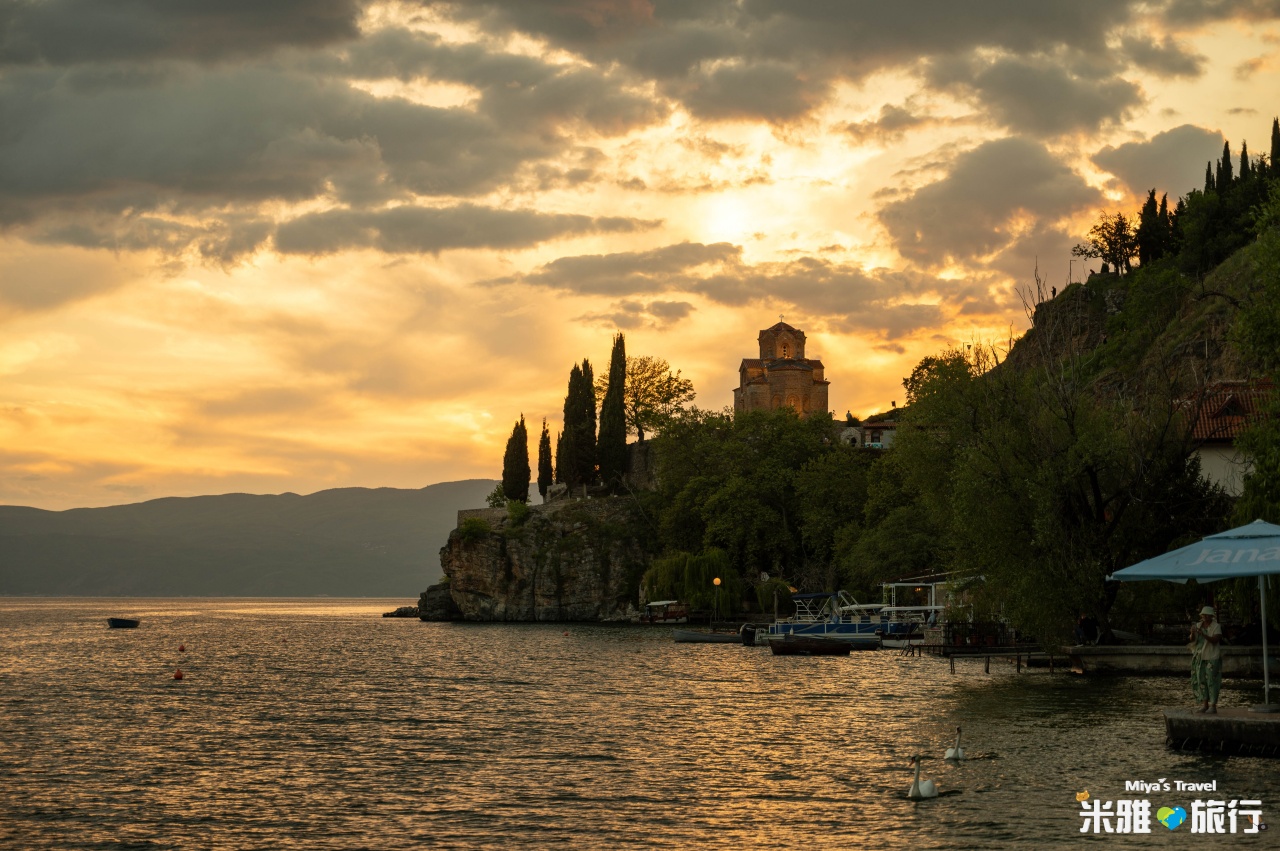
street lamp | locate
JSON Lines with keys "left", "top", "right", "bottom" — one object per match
{"left": 713, "top": 577, "right": 721, "bottom": 625}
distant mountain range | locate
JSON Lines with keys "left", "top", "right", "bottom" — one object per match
{"left": 0, "top": 480, "right": 498, "bottom": 597}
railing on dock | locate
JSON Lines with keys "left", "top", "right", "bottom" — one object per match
{"left": 905, "top": 621, "right": 1049, "bottom": 672}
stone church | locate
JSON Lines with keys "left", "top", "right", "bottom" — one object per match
{"left": 733, "top": 321, "right": 829, "bottom": 416}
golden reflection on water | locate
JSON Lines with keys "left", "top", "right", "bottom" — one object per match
{"left": 1, "top": 599, "right": 1277, "bottom": 849}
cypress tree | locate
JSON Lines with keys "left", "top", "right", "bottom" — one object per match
{"left": 1137, "top": 189, "right": 1160, "bottom": 266}
{"left": 574, "top": 359, "right": 597, "bottom": 486}
{"left": 554, "top": 431, "right": 564, "bottom": 484}
{"left": 597, "top": 333, "right": 628, "bottom": 488}
{"left": 559, "top": 364, "right": 583, "bottom": 487}
{"left": 1270, "top": 117, "right": 1279, "bottom": 180}
{"left": 1205, "top": 161, "right": 1215, "bottom": 194}
{"left": 501, "top": 414, "right": 530, "bottom": 503}
{"left": 1217, "top": 140, "right": 1233, "bottom": 189}
{"left": 537, "top": 418, "right": 553, "bottom": 499}
{"left": 557, "top": 360, "right": 598, "bottom": 490}
{"left": 1157, "top": 193, "right": 1171, "bottom": 259}
{"left": 1240, "top": 140, "right": 1251, "bottom": 182}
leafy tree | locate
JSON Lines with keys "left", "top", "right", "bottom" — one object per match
{"left": 641, "top": 548, "right": 743, "bottom": 614}
{"left": 485, "top": 483, "right": 506, "bottom": 508}
{"left": 501, "top": 415, "right": 530, "bottom": 503}
{"left": 536, "top": 418, "right": 553, "bottom": 499}
{"left": 1233, "top": 189, "right": 1280, "bottom": 525}
{"left": 1073, "top": 212, "right": 1138, "bottom": 275}
{"left": 599, "top": 355, "right": 696, "bottom": 441}
{"left": 858, "top": 278, "right": 1231, "bottom": 644}
{"left": 597, "top": 333, "right": 628, "bottom": 488}
{"left": 651, "top": 407, "right": 843, "bottom": 589}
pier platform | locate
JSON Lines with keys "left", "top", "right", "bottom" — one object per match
{"left": 1165, "top": 707, "right": 1280, "bottom": 755}
{"left": 1069, "top": 645, "right": 1278, "bottom": 677}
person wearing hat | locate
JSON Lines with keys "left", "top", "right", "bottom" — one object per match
{"left": 1189, "top": 605, "right": 1223, "bottom": 714}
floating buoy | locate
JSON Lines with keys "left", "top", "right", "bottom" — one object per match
{"left": 173, "top": 668, "right": 184, "bottom": 680}
{"left": 178, "top": 644, "right": 185, "bottom": 652}
{"left": 563, "top": 631, "right": 569, "bottom": 636}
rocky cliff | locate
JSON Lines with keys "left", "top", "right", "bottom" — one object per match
{"left": 430, "top": 496, "right": 652, "bottom": 621}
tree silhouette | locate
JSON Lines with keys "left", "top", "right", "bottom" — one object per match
{"left": 1073, "top": 212, "right": 1138, "bottom": 275}
{"left": 501, "top": 414, "right": 530, "bottom": 503}
{"left": 536, "top": 418, "right": 553, "bottom": 499}
{"left": 597, "top": 333, "right": 628, "bottom": 488}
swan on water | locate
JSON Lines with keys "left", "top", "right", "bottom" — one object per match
{"left": 908, "top": 756, "right": 938, "bottom": 800}
{"left": 944, "top": 726, "right": 965, "bottom": 761}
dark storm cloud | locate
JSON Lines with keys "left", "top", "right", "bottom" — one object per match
{"left": 332, "top": 28, "right": 666, "bottom": 136}
{"left": 879, "top": 137, "right": 1101, "bottom": 268}
{"left": 495, "top": 239, "right": 977, "bottom": 339}
{"left": 575, "top": 298, "right": 696, "bottom": 329}
{"left": 1162, "top": 0, "right": 1280, "bottom": 25}
{"left": 274, "top": 205, "right": 657, "bottom": 255}
{"left": 1091, "top": 124, "right": 1225, "bottom": 197}
{"left": 845, "top": 104, "right": 955, "bottom": 144}
{"left": 672, "top": 61, "right": 827, "bottom": 123}
{"left": 491, "top": 242, "right": 743, "bottom": 295}
{"left": 32, "top": 213, "right": 272, "bottom": 265}
{"left": 0, "top": 0, "right": 363, "bottom": 65}
{"left": 426, "top": 1, "right": 1280, "bottom": 130}
{"left": 927, "top": 55, "right": 1145, "bottom": 136}
{"left": 1120, "top": 35, "right": 1206, "bottom": 78}
{"left": 0, "top": 66, "right": 540, "bottom": 216}
{"left": 433, "top": 1, "right": 1141, "bottom": 124}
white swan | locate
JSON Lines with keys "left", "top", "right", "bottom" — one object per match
{"left": 945, "top": 726, "right": 965, "bottom": 761}
{"left": 908, "top": 756, "right": 938, "bottom": 799}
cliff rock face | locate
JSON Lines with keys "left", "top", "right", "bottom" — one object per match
{"left": 438, "top": 497, "right": 650, "bottom": 621}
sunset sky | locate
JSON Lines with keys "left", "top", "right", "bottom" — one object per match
{"left": 3, "top": 1, "right": 1279, "bottom": 509}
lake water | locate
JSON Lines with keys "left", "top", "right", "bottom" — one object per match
{"left": 1, "top": 598, "right": 1276, "bottom": 849}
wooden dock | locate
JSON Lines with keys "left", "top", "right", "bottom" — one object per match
{"left": 1069, "top": 645, "right": 1279, "bottom": 677}
{"left": 1165, "top": 707, "right": 1280, "bottom": 755}
{"left": 906, "top": 643, "right": 1054, "bottom": 673}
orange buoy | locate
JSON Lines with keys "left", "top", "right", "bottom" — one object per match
{"left": 173, "top": 668, "right": 184, "bottom": 680}
{"left": 178, "top": 644, "right": 185, "bottom": 652}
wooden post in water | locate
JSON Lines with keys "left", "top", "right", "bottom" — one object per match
{"left": 950, "top": 656, "right": 955, "bottom": 674}
{"left": 1016, "top": 654, "right": 1022, "bottom": 673}
{"left": 1049, "top": 654, "right": 1055, "bottom": 673}
{"left": 984, "top": 656, "right": 990, "bottom": 674}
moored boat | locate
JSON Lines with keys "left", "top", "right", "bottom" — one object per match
{"left": 672, "top": 628, "right": 741, "bottom": 643}
{"left": 636, "top": 600, "right": 690, "bottom": 624}
{"left": 768, "top": 634, "right": 864, "bottom": 655}
{"left": 107, "top": 617, "right": 140, "bottom": 629}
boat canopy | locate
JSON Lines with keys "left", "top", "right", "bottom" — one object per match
{"left": 646, "top": 600, "right": 680, "bottom": 607}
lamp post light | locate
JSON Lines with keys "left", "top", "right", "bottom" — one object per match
{"left": 713, "top": 577, "right": 721, "bottom": 625}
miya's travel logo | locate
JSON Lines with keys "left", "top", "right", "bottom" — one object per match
{"left": 1077, "top": 781, "right": 1264, "bottom": 834}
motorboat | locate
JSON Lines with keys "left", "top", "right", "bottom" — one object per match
{"left": 768, "top": 633, "right": 878, "bottom": 655}
{"left": 107, "top": 617, "right": 140, "bottom": 628}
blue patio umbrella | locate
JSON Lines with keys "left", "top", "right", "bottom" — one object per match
{"left": 1108, "top": 519, "right": 1280, "bottom": 706}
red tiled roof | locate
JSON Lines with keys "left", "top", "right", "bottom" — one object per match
{"left": 1190, "top": 379, "right": 1275, "bottom": 442}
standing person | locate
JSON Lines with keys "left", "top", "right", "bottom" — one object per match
{"left": 1190, "top": 605, "right": 1223, "bottom": 714}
